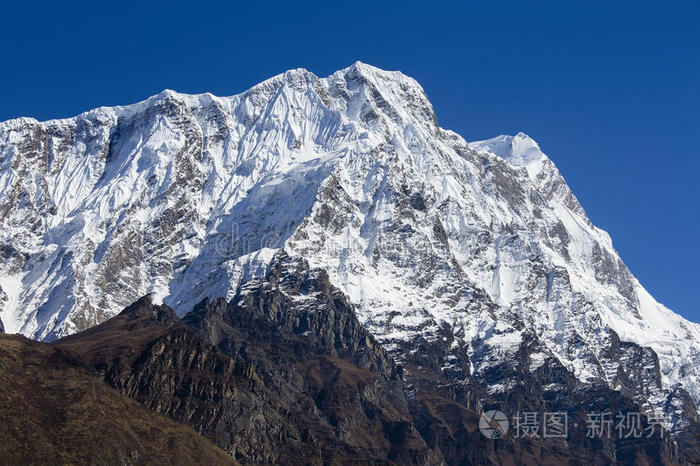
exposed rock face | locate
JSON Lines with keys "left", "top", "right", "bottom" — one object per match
{"left": 399, "top": 321, "right": 685, "bottom": 465}
{"left": 53, "top": 255, "right": 686, "bottom": 464}
{"left": 55, "top": 256, "right": 438, "bottom": 464}
{"left": 2, "top": 62, "right": 700, "bottom": 457}
{"left": 0, "top": 334, "right": 236, "bottom": 465}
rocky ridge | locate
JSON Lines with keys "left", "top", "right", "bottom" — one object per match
{"left": 53, "top": 255, "right": 684, "bottom": 464}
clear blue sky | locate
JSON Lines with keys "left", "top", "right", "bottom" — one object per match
{"left": 1, "top": 1, "right": 698, "bottom": 322}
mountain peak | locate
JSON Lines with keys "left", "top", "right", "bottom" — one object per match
{"left": 469, "top": 132, "right": 546, "bottom": 167}
{"left": 346, "top": 60, "right": 390, "bottom": 74}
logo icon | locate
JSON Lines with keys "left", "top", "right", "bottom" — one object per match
{"left": 479, "top": 410, "right": 509, "bottom": 439}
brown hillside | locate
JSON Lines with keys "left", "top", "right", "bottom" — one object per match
{"left": 0, "top": 334, "right": 237, "bottom": 466}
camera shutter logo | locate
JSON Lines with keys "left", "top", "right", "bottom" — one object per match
{"left": 479, "top": 410, "right": 509, "bottom": 439}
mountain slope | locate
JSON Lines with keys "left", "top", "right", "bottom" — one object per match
{"left": 0, "top": 334, "right": 237, "bottom": 465}
{"left": 53, "top": 259, "right": 438, "bottom": 464}
{"left": 0, "top": 62, "right": 698, "bottom": 440}
{"left": 53, "top": 263, "right": 681, "bottom": 465}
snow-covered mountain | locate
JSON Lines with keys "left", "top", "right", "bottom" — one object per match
{"left": 1, "top": 62, "right": 699, "bottom": 431}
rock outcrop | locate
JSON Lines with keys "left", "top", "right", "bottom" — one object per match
{"left": 53, "top": 255, "right": 687, "bottom": 464}
{"left": 55, "top": 256, "right": 438, "bottom": 464}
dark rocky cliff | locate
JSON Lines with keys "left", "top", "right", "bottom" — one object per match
{"left": 55, "top": 255, "right": 439, "bottom": 464}
{"left": 49, "top": 254, "right": 689, "bottom": 465}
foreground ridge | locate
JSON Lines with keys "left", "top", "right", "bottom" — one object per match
{"left": 0, "top": 333, "right": 237, "bottom": 464}
{"left": 49, "top": 258, "right": 683, "bottom": 464}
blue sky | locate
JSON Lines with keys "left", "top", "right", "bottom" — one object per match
{"left": 1, "top": 1, "right": 698, "bottom": 322}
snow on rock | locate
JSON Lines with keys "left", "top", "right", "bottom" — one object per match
{"left": 1, "top": 62, "right": 699, "bottom": 426}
